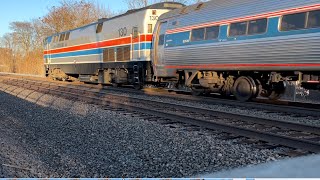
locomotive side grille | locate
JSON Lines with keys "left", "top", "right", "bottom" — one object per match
{"left": 103, "top": 48, "right": 115, "bottom": 62}
{"left": 117, "top": 47, "right": 124, "bottom": 62}
{"left": 108, "top": 48, "right": 115, "bottom": 62}
{"left": 123, "top": 46, "right": 131, "bottom": 61}
{"left": 103, "top": 49, "right": 108, "bottom": 62}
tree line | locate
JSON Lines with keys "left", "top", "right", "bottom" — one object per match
{"left": 0, "top": 0, "right": 205, "bottom": 75}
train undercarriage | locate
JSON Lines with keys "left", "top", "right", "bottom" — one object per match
{"left": 163, "top": 70, "right": 320, "bottom": 101}
{"left": 46, "top": 61, "right": 152, "bottom": 89}
{"left": 46, "top": 64, "right": 320, "bottom": 101}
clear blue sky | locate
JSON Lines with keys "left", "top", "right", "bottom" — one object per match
{"left": 0, "top": 0, "right": 124, "bottom": 37}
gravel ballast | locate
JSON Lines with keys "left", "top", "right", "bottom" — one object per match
{"left": 0, "top": 83, "right": 285, "bottom": 177}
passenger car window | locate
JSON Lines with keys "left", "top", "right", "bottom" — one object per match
{"left": 307, "top": 10, "right": 320, "bottom": 28}
{"left": 248, "top": 18, "right": 267, "bottom": 35}
{"left": 281, "top": 12, "right": 306, "bottom": 31}
{"left": 229, "top": 21, "right": 247, "bottom": 36}
{"left": 205, "top": 26, "right": 219, "bottom": 40}
{"left": 191, "top": 28, "right": 205, "bottom": 41}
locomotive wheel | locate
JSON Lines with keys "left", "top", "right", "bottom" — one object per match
{"left": 232, "top": 76, "right": 257, "bottom": 101}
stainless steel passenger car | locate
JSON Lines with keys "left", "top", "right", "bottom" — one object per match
{"left": 152, "top": 0, "right": 320, "bottom": 100}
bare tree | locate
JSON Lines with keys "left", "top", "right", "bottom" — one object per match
{"left": 9, "top": 21, "right": 35, "bottom": 53}
{"left": 0, "top": 33, "right": 17, "bottom": 72}
{"left": 41, "top": 0, "right": 114, "bottom": 34}
{"left": 125, "top": 0, "right": 148, "bottom": 9}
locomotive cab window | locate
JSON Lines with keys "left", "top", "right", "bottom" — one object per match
{"left": 229, "top": 21, "right": 248, "bottom": 36}
{"left": 281, "top": 12, "right": 306, "bottom": 31}
{"left": 248, "top": 18, "right": 267, "bottom": 35}
{"left": 191, "top": 28, "right": 205, "bottom": 41}
{"left": 307, "top": 10, "right": 320, "bottom": 28}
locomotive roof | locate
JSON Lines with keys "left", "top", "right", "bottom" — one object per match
{"left": 50, "top": 2, "right": 184, "bottom": 37}
{"left": 101, "top": 2, "right": 185, "bottom": 23}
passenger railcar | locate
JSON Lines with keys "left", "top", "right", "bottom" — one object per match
{"left": 44, "top": 2, "right": 184, "bottom": 87}
{"left": 152, "top": 0, "right": 320, "bottom": 100}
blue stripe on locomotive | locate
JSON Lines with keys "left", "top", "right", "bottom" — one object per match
{"left": 45, "top": 43, "right": 152, "bottom": 59}
{"left": 133, "top": 42, "right": 152, "bottom": 51}
{"left": 165, "top": 17, "right": 320, "bottom": 48}
{"left": 45, "top": 49, "right": 102, "bottom": 59}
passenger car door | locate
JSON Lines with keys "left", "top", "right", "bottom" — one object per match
{"left": 154, "top": 21, "right": 167, "bottom": 66}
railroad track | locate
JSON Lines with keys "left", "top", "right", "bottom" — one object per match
{"left": 1, "top": 77, "right": 320, "bottom": 154}
{"left": 2, "top": 74, "right": 320, "bottom": 117}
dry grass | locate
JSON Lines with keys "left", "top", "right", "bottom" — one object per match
{"left": 0, "top": 49, "right": 44, "bottom": 76}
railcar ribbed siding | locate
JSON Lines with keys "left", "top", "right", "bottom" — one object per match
{"left": 164, "top": 32, "right": 320, "bottom": 71}
{"left": 155, "top": 0, "right": 320, "bottom": 74}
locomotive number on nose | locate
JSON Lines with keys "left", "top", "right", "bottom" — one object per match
{"left": 118, "top": 27, "right": 127, "bottom": 37}
{"left": 150, "top": 16, "right": 158, "bottom": 21}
